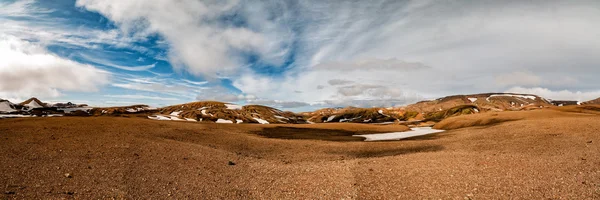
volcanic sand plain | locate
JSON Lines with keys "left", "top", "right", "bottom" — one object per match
{"left": 1, "top": 108, "right": 599, "bottom": 199}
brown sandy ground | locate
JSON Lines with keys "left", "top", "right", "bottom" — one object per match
{"left": 1, "top": 110, "right": 599, "bottom": 199}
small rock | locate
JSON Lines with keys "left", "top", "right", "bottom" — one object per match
{"left": 64, "top": 173, "right": 72, "bottom": 178}
{"left": 65, "top": 191, "right": 74, "bottom": 195}
{"left": 5, "top": 191, "right": 15, "bottom": 195}
{"left": 587, "top": 140, "right": 592, "bottom": 143}
{"left": 228, "top": 161, "right": 236, "bottom": 166}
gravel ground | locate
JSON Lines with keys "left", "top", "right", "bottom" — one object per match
{"left": 1, "top": 111, "right": 599, "bottom": 199}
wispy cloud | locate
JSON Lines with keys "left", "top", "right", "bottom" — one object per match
{"left": 0, "top": 34, "right": 109, "bottom": 101}
{"left": 103, "top": 94, "right": 179, "bottom": 101}
{"left": 78, "top": 53, "right": 157, "bottom": 71}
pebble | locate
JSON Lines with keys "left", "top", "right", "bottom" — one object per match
{"left": 65, "top": 173, "right": 72, "bottom": 178}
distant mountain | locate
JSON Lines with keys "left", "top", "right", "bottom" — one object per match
{"left": 404, "top": 93, "right": 551, "bottom": 113}
{"left": 153, "top": 101, "right": 306, "bottom": 124}
{"left": 581, "top": 97, "right": 600, "bottom": 105}
{"left": 19, "top": 97, "right": 48, "bottom": 110}
{"left": 302, "top": 107, "right": 401, "bottom": 124}
{"left": 0, "top": 93, "right": 574, "bottom": 123}
{"left": 88, "top": 105, "right": 156, "bottom": 116}
{"left": 0, "top": 99, "right": 17, "bottom": 113}
{"left": 303, "top": 93, "right": 553, "bottom": 124}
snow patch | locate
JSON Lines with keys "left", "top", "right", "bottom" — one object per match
{"left": 25, "top": 100, "right": 43, "bottom": 109}
{"left": 0, "top": 114, "right": 32, "bottom": 118}
{"left": 340, "top": 116, "right": 362, "bottom": 122}
{"left": 468, "top": 98, "right": 478, "bottom": 103}
{"left": 216, "top": 119, "right": 234, "bottom": 123}
{"left": 326, "top": 115, "right": 336, "bottom": 122}
{"left": 487, "top": 94, "right": 537, "bottom": 102}
{"left": 170, "top": 116, "right": 184, "bottom": 121}
{"left": 148, "top": 115, "right": 171, "bottom": 120}
{"left": 236, "top": 119, "right": 243, "bottom": 124}
{"left": 225, "top": 104, "right": 242, "bottom": 110}
{"left": 354, "top": 127, "right": 445, "bottom": 141}
{"left": 0, "top": 101, "right": 16, "bottom": 113}
{"left": 253, "top": 118, "right": 269, "bottom": 124}
{"left": 59, "top": 107, "right": 92, "bottom": 113}
{"left": 170, "top": 111, "right": 181, "bottom": 116}
{"left": 185, "top": 118, "right": 197, "bottom": 122}
{"left": 197, "top": 107, "right": 208, "bottom": 110}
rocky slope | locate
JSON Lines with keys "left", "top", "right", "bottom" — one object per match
{"left": 303, "top": 93, "right": 553, "bottom": 124}
{"left": 19, "top": 97, "right": 48, "bottom": 110}
{"left": 150, "top": 101, "right": 306, "bottom": 124}
{"left": 88, "top": 105, "right": 156, "bottom": 116}
{"left": 0, "top": 93, "right": 566, "bottom": 124}
{"left": 581, "top": 97, "right": 600, "bottom": 105}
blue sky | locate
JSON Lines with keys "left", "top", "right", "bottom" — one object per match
{"left": 2, "top": 0, "right": 600, "bottom": 111}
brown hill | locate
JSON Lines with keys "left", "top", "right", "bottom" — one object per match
{"left": 404, "top": 93, "right": 551, "bottom": 114}
{"left": 303, "top": 93, "right": 553, "bottom": 124}
{"left": 581, "top": 97, "right": 600, "bottom": 105}
{"left": 303, "top": 107, "right": 402, "bottom": 123}
{"left": 19, "top": 97, "right": 48, "bottom": 109}
{"left": 154, "top": 101, "right": 306, "bottom": 124}
{"left": 89, "top": 105, "right": 157, "bottom": 116}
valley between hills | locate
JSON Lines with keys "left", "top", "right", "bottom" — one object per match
{"left": 1, "top": 93, "right": 599, "bottom": 198}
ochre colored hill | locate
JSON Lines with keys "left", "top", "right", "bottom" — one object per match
{"left": 155, "top": 101, "right": 306, "bottom": 124}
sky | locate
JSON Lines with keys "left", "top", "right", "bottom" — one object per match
{"left": 1, "top": 0, "right": 600, "bottom": 111}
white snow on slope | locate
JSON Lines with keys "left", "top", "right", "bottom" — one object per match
{"left": 216, "top": 119, "right": 234, "bottom": 123}
{"left": 0, "top": 114, "right": 32, "bottom": 118}
{"left": 378, "top": 109, "right": 390, "bottom": 117}
{"left": 327, "top": 115, "right": 336, "bottom": 122}
{"left": 340, "top": 116, "right": 362, "bottom": 122}
{"left": 468, "top": 98, "right": 478, "bottom": 102}
{"left": 236, "top": 119, "right": 243, "bottom": 124}
{"left": 23, "top": 100, "right": 43, "bottom": 110}
{"left": 59, "top": 107, "right": 92, "bottom": 113}
{"left": 170, "top": 116, "right": 184, "bottom": 121}
{"left": 0, "top": 101, "right": 16, "bottom": 113}
{"left": 354, "top": 127, "right": 445, "bottom": 141}
{"left": 274, "top": 115, "right": 287, "bottom": 119}
{"left": 253, "top": 118, "right": 269, "bottom": 124}
{"left": 225, "top": 104, "right": 242, "bottom": 110}
{"left": 486, "top": 94, "right": 537, "bottom": 102}
{"left": 185, "top": 118, "right": 197, "bottom": 122}
{"left": 170, "top": 111, "right": 181, "bottom": 116}
{"left": 148, "top": 115, "right": 171, "bottom": 120}
{"left": 197, "top": 107, "right": 208, "bottom": 110}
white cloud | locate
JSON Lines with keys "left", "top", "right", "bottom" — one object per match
{"left": 195, "top": 86, "right": 256, "bottom": 103}
{"left": 69, "top": 0, "right": 600, "bottom": 108}
{"left": 314, "top": 58, "right": 430, "bottom": 72}
{"left": 0, "top": 34, "right": 109, "bottom": 101}
{"left": 76, "top": 0, "right": 293, "bottom": 77}
{"left": 495, "top": 71, "right": 542, "bottom": 87}
{"left": 506, "top": 87, "right": 600, "bottom": 102}
{"left": 247, "top": 99, "right": 309, "bottom": 108}
{"left": 327, "top": 79, "right": 354, "bottom": 86}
